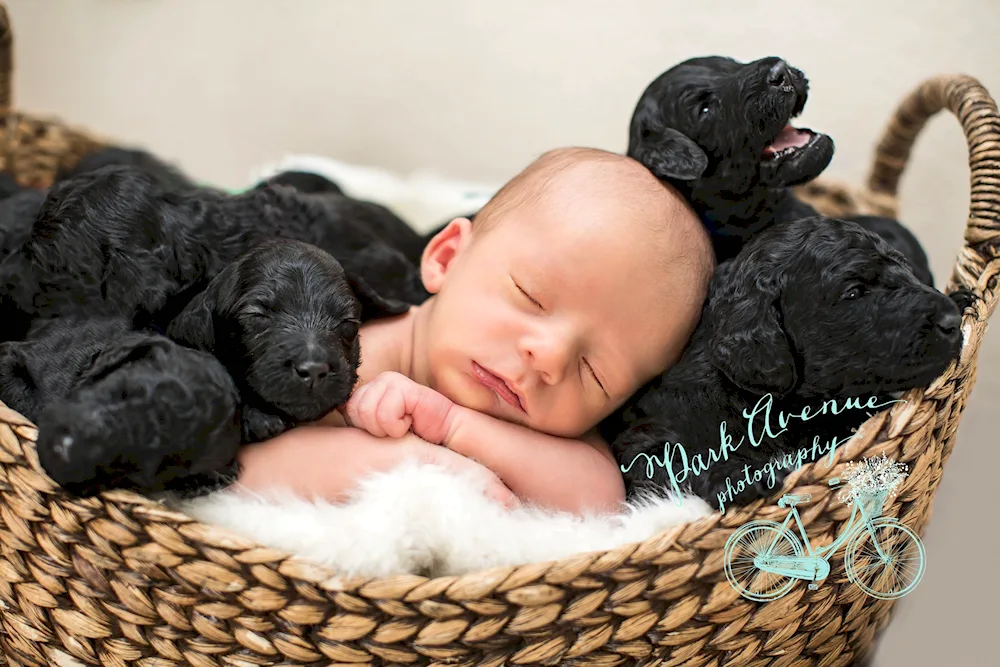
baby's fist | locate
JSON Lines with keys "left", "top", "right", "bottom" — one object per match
{"left": 345, "top": 372, "right": 455, "bottom": 444}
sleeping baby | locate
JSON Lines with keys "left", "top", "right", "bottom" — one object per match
{"left": 234, "top": 146, "right": 716, "bottom": 516}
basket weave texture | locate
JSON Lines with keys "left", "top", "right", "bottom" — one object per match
{"left": 0, "top": 3, "right": 998, "bottom": 666}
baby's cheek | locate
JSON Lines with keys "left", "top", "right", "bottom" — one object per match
{"left": 532, "top": 392, "right": 596, "bottom": 439}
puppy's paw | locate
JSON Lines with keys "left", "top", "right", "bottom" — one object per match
{"left": 242, "top": 406, "right": 292, "bottom": 443}
{"left": 947, "top": 287, "right": 976, "bottom": 313}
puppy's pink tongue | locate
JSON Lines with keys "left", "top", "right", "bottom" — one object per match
{"left": 764, "top": 125, "right": 812, "bottom": 156}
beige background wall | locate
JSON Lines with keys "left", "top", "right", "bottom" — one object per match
{"left": 6, "top": 1, "right": 999, "bottom": 664}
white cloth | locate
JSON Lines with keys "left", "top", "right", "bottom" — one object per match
{"left": 176, "top": 458, "right": 712, "bottom": 579}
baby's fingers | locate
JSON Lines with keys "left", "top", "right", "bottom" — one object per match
{"left": 346, "top": 384, "right": 387, "bottom": 437}
{"left": 376, "top": 385, "right": 412, "bottom": 439}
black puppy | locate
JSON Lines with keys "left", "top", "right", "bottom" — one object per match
{"left": 251, "top": 172, "right": 429, "bottom": 301}
{"left": 626, "top": 56, "right": 934, "bottom": 283}
{"left": 601, "top": 216, "right": 964, "bottom": 511}
{"left": 0, "top": 317, "right": 242, "bottom": 497}
{"left": 58, "top": 146, "right": 198, "bottom": 193}
{"left": 0, "top": 166, "right": 423, "bottom": 342}
{"left": 0, "top": 188, "right": 46, "bottom": 260}
{"left": 253, "top": 171, "right": 427, "bottom": 266}
{"left": 166, "top": 239, "right": 407, "bottom": 442}
{"left": 628, "top": 55, "right": 834, "bottom": 261}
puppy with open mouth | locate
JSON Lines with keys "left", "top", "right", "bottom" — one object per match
{"left": 627, "top": 55, "right": 932, "bottom": 283}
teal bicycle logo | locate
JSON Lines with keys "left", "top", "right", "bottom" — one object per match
{"left": 724, "top": 454, "right": 925, "bottom": 601}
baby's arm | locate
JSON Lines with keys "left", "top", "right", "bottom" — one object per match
{"left": 235, "top": 425, "right": 519, "bottom": 508}
{"left": 344, "top": 372, "right": 625, "bottom": 515}
{"left": 443, "top": 405, "right": 625, "bottom": 516}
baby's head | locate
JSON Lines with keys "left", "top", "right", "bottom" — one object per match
{"left": 414, "top": 147, "right": 713, "bottom": 437}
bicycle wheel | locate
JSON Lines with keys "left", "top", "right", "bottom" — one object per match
{"left": 845, "top": 518, "right": 925, "bottom": 600}
{"left": 724, "top": 520, "right": 804, "bottom": 601}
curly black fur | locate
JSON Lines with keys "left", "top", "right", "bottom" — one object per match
{"left": 0, "top": 317, "right": 242, "bottom": 497}
{"left": 600, "top": 217, "right": 965, "bottom": 511}
{"left": 627, "top": 55, "right": 834, "bottom": 261}
{"left": 847, "top": 214, "right": 934, "bottom": 287}
{"left": 0, "top": 188, "right": 46, "bottom": 261}
{"left": 253, "top": 170, "right": 428, "bottom": 267}
{"left": 256, "top": 170, "right": 345, "bottom": 196}
{"left": 0, "top": 166, "right": 426, "bottom": 341}
{"left": 58, "top": 146, "right": 198, "bottom": 193}
{"left": 165, "top": 239, "right": 407, "bottom": 442}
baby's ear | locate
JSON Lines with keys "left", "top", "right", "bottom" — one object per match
{"left": 346, "top": 272, "right": 411, "bottom": 321}
{"left": 421, "top": 217, "right": 473, "bottom": 293}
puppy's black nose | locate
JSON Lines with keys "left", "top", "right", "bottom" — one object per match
{"left": 935, "top": 310, "right": 962, "bottom": 337}
{"left": 294, "top": 360, "right": 330, "bottom": 384}
{"left": 768, "top": 60, "right": 790, "bottom": 88}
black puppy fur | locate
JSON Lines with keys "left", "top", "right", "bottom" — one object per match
{"left": 627, "top": 55, "right": 835, "bottom": 261}
{"left": 625, "top": 55, "right": 934, "bottom": 284}
{"left": 0, "top": 188, "right": 46, "bottom": 261}
{"left": 257, "top": 170, "right": 345, "bottom": 196}
{"left": 601, "top": 217, "right": 965, "bottom": 511}
{"left": 58, "top": 146, "right": 198, "bottom": 192}
{"left": 0, "top": 317, "right": 242, "bottom": 497}
{"left": 252, "top": 171, "right": 429, "bottom": 302}
{"left": 254, "top": 171, "right": 427, "bottom": 267}
{"left": 166, "top": 239, "right": 406, "bottom": 443}
{"left": 0, "top": 171, "right": 22, "bottom": 199}
{"left": 847, "top": 214, "right": 934, "bottom": 286}
{"left": 0, "top": 166, "right": 423, "bottom": 342}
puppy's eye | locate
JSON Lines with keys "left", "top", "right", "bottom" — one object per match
{"left": 697, "top": 93, "right": 715, "bottom": 116}
{"left": 241, "top": 305, "right": 270, "bottom": 319}
{"left": 842, "top": 285, "right": 868, "bottom": 300}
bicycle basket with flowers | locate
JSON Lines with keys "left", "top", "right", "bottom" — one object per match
{"left": 838, "top": 453, "right": 910, "bottom": 520}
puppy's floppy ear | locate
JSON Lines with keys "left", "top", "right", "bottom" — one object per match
{"left": 707, "top": 257, "right": 798, "bottom": 396}
{"left": 644, "top": 128, "right": 710, "bottom": 181}
{"left": 82, "top": 335, "right": 171, "bottom": 385}
{"left": 165, "top": 289, "right": 217, "bottom": 352}
{"left": 628, "top": 97, "right": 708, "bottom": 181}
{"left": 345, "top": 271, "right": 411, "bottom": 321}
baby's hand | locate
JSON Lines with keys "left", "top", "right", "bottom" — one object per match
{"left": 344, "top": 371, "right": 455, "bottom": 444}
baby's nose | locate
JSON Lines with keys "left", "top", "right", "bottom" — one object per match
{"left": 523, "top": 335, "right": 574, "bottom": 385}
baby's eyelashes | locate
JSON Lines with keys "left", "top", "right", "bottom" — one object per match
{"left": 510, "top": 276, "right": 544, "bottom": 310}
{"left": 582, "top": 358, "right": 609, "bottom": 398}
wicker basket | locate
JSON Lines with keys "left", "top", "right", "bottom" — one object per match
{"left": 1, "top": 4, "right": 998, "bottom": 666}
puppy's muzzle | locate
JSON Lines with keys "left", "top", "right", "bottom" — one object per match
{"left": 293, "top": 358, "right": 331, "bottom": 386}
{"left": 767, "top": 60, "right": 792, "bottom": 90}
{"left": 932, "top": 309, "right": 962, "bottom": 344}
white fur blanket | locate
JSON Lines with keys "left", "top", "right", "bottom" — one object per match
{"left": 168, "top": 155, "right": 715, "bottom": 579}
{"left": 176, "top": 458, "right": 713, "bottom": 579}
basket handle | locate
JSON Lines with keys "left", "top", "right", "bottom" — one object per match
{"left": 0, "top": 2, "right": 11, "bottom": 110}
{"left": 865, "top": 75, "right": 1000, "bottom": 301}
